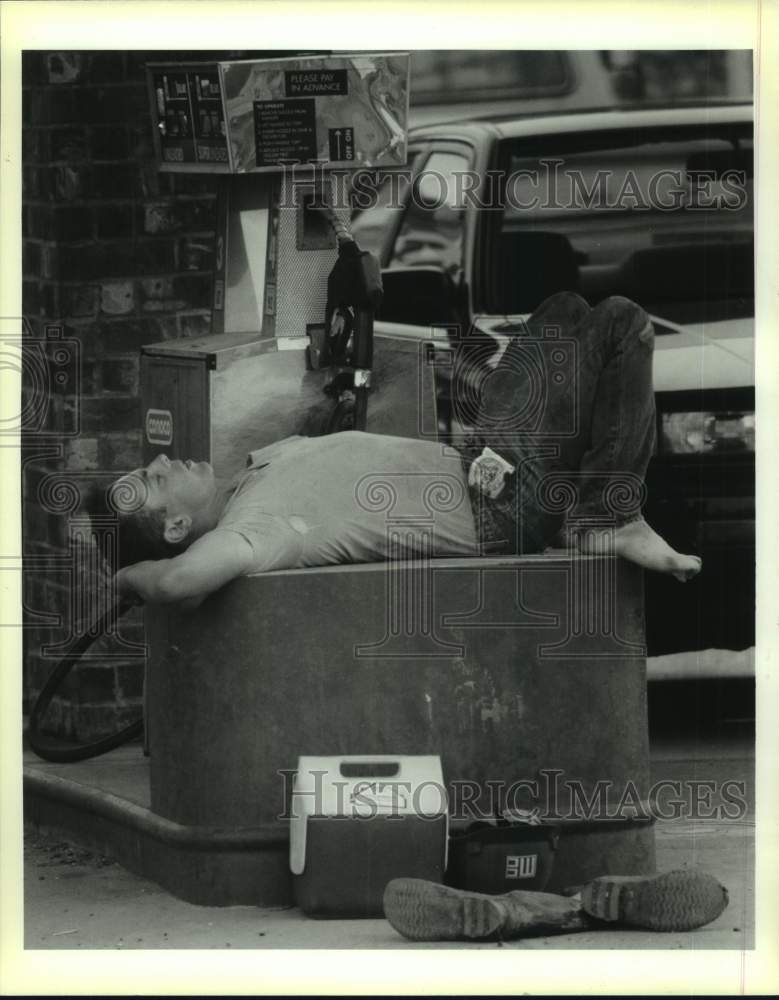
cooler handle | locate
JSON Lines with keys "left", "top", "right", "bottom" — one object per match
{"left": 339, "top": 761, "right": 400, "bottom": 778}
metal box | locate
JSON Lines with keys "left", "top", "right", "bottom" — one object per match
{"left": 140, "top": 330, "right": 439, "bottom": 491}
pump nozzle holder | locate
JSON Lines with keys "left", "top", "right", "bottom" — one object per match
{"left": 309, "top": 202, "right": 355, "bottom": 246}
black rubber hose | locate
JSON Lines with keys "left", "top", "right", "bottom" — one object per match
{"left": 27, "top": 596, "right": 144, "bottom": 763}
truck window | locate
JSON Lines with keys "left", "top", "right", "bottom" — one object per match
{"left": 349, "top": 151, "right": 422, "bottom": 264}
{"left": 498, "top": 128, "right": 753, "bottom": 321}
{"left": 387, "top": 149, "right": 471, "bottom": 277}
{"left": 410, "top": 51, "right": 571, "bottom": 105}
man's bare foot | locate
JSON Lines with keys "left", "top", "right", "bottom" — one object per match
{"left": 569, "top": 518, "right": 702, "bottom": 581}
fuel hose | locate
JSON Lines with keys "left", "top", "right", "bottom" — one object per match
{"left": 27, "top": 596, "right": 144, "bottom": 763}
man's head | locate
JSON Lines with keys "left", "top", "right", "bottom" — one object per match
{"left": 110, "top": 454, "right": 220, "bottom": 567}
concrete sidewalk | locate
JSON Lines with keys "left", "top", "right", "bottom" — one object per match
{"left": 23, "top": 734, "right": 754, "bottom": 951}
{"left": 24, "top": 815, "right": 753, "bottom": 950}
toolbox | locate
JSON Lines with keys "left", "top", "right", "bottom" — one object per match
{"left": 447, "top": 815, "right": 560, "bottom": 895}
{"left": 289, "top": 755, "right": 448, "bottom": 917}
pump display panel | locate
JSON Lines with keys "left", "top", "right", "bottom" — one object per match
{"left": 148, "top": 63, "right": 230, "bottom": 170}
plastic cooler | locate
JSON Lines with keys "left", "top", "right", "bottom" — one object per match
{"left": 290, "top": 755, "right": 448, "bottom": 917}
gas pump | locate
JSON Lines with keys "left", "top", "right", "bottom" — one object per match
{"left": 137, "top": 52, "right": 437, "bottom": 491}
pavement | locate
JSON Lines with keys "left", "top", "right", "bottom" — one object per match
{"left": 23, "top": 731, "right": 754, "bottom": 951}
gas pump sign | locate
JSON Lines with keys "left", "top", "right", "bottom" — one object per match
{"left": 147, "top": 53, "right": 409, "bottom": 173}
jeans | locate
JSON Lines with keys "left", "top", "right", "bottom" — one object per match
{"left": 459, "top": 292, "right": 657, "bottom": 555}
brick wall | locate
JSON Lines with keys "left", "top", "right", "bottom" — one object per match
{"left": 20, "top": 50, "right": 277, "bottom": 740}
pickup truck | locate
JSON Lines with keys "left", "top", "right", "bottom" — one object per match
{"left": 351, "top": 104, "right": 755, "bottom": 657}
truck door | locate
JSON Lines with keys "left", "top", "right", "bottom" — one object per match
{"left": 351, "top": 142, "right": 479, "bottom": 438}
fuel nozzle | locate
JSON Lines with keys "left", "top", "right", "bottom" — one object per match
{"left": 316, "top": 201, "right": 383, "bottom": 433}
{"left": 322, "top": 206, "right": 382, "bottom": 313}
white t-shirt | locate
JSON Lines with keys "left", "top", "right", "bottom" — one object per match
{"left": 213, "top": 432, "right": 478, "bottom": 574}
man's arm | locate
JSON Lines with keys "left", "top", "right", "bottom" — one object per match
{"left": 115, "top": 529, "right": 254, "bottom": 606}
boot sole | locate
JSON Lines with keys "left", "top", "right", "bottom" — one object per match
{"left": 580, "top": 869, "right": 729, "bottom": 932}
{"left": 383, "top": 878, "right": 505, "bottom": 942}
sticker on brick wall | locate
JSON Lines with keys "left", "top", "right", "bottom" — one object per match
{"left": 145, "top": 408, "right": 173, "bottom": 446}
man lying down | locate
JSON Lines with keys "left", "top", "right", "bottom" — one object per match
{"left": 113, "top": 293, "right": 702, "bottom": 608}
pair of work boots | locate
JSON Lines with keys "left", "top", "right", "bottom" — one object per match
{"left": 383, "top": 869, "right": 729, "bottom": 941}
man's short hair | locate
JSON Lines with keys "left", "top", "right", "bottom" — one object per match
{"left": 116, "top": 506, "right": 183, "bottom": 568}
{"left": 106, "top": 473, "right": 185, "bottom": 569}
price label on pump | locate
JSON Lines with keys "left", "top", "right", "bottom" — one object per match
{"left": 145, "top": 408, "right": 173, "bottom": 446}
